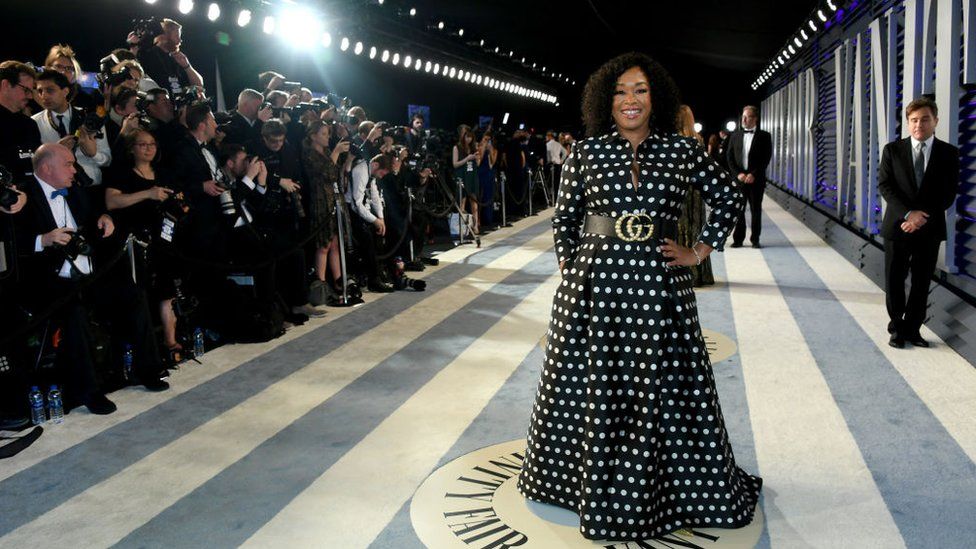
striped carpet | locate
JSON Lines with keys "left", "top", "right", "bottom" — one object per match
{"left": 1, "top": 199, "right": 973, "bottom": 549}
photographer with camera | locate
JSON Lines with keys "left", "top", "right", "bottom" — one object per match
{"left": 105, "top": 87, "right": 139, "bottom": 154}
{"left": 221, "top": 89, "right": 272, "bottom": 147}
{"left": 356, "top": 120, "right": 384, "bottom": 160}
{"left": 134, "top": 18, "right": 204, "bottom": 96}
{"left": 132, "top": 88, "right": 185, "bottom": 168}
{"left": 0, "top": 62, "right": 41, "bottom": 184}
{"left": 302, "top": 119, "right": 349, "bottom": 300}
{"left": 247, "top": 119, "right": 323, "bottom": 319}
{"left": 104, "top": 128, "right": 188, "bottom": 358}
{"left": 0, "top": 60, "right": 34, "bottom": 427}
{"left": 44, "top": 44, "right": 103, "bottom": 114}
{"left": 452, "top": 125, "right": 481, "bottom": 235}
{"left": 32, "top": 70, "right": 111, "bottom": 187}
{"left": 347, "top": 152, "right": 393, "bottom": 293}
{"left": 14, "top": 143, "right": 169, "bottom": 415}
{"left": 405, "top": 113, "right": 427, "bottom": 156}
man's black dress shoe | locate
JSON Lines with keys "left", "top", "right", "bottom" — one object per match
{"left": 888, "top": 335, "right": 906, "bottom": 349}
{"left": 907, "top": 335, "right": 929, "bottom": 348}
{"left": 729, "top": 242, "right": 743, "bottom": 248}
{"left": 141, "top": 376, "right": 170, "bottom": 392}
{"left": 84, "top": 394, "right": 117, "bottom": 415}
{"left": 751, "top": 242, "right": 762, "bottom": 249}
{"left": 283, "top": 312, "right": 308, "bottom": 325}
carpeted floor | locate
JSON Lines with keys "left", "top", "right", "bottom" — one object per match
{"left": 1, "top": 200, "right": 973, "bottom": 549}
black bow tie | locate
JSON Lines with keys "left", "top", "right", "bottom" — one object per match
{"left": 743, "top": 129, "right": 755, "bottom": 134}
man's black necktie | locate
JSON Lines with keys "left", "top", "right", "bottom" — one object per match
{"left": 55, "top": 114, "right": 67, "bottom": 138}
{"left": 743, "top": 129, "right": 755, "bottom": 134}
{"left": 914, "top": 142, "right": 926, "bottom": 185}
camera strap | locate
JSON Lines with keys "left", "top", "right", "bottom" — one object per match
{"left": 0, "top": 427, "right": 43, "bottom": 459}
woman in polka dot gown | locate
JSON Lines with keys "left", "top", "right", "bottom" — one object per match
{"left": 517, "top": 52, "right": 763, "bottom": 541}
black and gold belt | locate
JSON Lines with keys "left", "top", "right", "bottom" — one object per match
{"left": 582, "top": 213, "right": 677, "bottom": 243}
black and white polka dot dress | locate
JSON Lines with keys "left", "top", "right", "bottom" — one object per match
{"left": 517, "top": 130, "right": 762, "bottom": 541}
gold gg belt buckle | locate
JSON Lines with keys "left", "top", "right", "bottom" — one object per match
{"left": 614, "top": 213, "right": 655, "bottom": 242}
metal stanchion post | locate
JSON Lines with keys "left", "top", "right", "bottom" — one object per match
{"left": 500, "top": 172, "right": 509, "bottom": 227}
{"left": 333, "top": 181, "right": 350, "bottom": 305}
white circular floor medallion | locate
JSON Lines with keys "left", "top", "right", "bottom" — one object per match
{"left": 411, "top": 439, "right": 763, "bottom": 548}
{"left": 701, "top": 328, "right": 737, "bottom": 364}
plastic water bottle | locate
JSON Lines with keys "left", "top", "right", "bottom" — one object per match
{"left": 122, "top": 344, "right": 134, "bottom": 382}
{"left": 47, "top": 385, "right": 64, "bottom": 425}
{"left": 28, "top": 386, "right": 46, "bottom": 426}
{"left": 193, "top": 328, "right": 205, "bottom": 358}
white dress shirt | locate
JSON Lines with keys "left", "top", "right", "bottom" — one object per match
{"left": 742, "top": 127, "right": 756, "bottom": 171}
{"left": 33, "top": 108, "right": 112, "bottom": 186}
{"left": 33, "top": 177, "right": 93, "bottom": 278}
{"left": 546, "top": 139, "right": 568, "bottom": 165}
{"left": 346, "top": 160, "right": 383, "bottom": 224}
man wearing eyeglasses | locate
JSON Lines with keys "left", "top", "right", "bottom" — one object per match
{"left": 0, "top": 61, "right": 42, "bottom": 185}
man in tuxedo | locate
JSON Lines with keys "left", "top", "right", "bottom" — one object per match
{"left": 878, "top": 97, "right": 959, "bottom": 349}
{"left": 15, "top": 144, "right": 168, "bottom": 414}
{"left": 726, "top": 106, "right": 773, "bottom": 248}
{"left": 31, "top": 70, "right": 111, "bottom": 186}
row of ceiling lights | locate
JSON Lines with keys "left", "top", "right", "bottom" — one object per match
{"left": 142, "top": 0, "right": 558, "bottom": 104}
{"left": 374, "top": 0, "right": 577, "bottom": 86}
{"left": 751, "top": 0, "right": 841, "bottom": 90}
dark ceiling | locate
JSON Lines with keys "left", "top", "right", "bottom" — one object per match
{"left": 4, "top": 0, "right": 818, "bottom": 134}
{"left": 393, "top": 0, "right": 820, "bottom": 131}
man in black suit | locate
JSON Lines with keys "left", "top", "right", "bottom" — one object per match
{"left": 14, "top": 144, "right": 168, "bottom": 414}
{"left": 220, "top": 89, "right": 272, "bottom": 146}
{"left": 878, "top": 97, "right": 959, "bottom": 349}
{"left": 726, "top": 106, "right": 773, "bottom": 248}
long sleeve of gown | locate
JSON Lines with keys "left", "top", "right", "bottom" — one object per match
{"left": 551, "top": 142, "right": 586, "bottom": 265}
{"left": 686, "top": 139, "right": 744, "bottom": 250}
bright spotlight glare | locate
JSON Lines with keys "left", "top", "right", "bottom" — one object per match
{"left": 433, "top": 63, "right": 440, "bottom": 73}
{"left": 404, "top": 55, "right": 412, "bottom": 68}
{"left": 145, "top": 0, "right": 157, "bottom": 4}
{"left": 381, "top": 50, "right": 390, "bottom": 62}
{"left": 237, "top": 9, "right": 252, "bottom": 27}
{"left": 502, "top": 112, "right": 510, "bottom": 125}
{"left": 392, "top": 53, "right": 400, "bottom": 65}
{"left": 369, "top": 46, "right": 377, "bottom": 59}
{"left": 263, "top": 16, "right": 275, "bottom": 34}
{"left": 178, "top": 0, "right": 194, "bottom": 15}
{"left": 726, "top": 121, "right": 737, "bottom": 132}
{"left": 354, "top": 42, "right": 363, "bottom": 55}
{"left": 693, "top": 122, "right": 703, "bottom": 133}
{"left": 414, "top": 59, "right": 422, "bottom": 70}
{"left": 340, "top": 37, "right": 350, "bottom": 51}
{"left": 279, "top": 8, "right": 324, "bottom": 48}
{"left": 458, "top": 28, "right": 464, "bottom": 36}
{"left": 207, "top": 3, "right": 219, "bottom": 21}
{"left": 424, "top": 61, "right": 432, "bottom": 72}
{"left": 437, "top": 21, "right": 444, "bottom": 29}
{"left": 322, "top": 32, "right": 332, "bottom": 47}
{"left": 409, "top": 7, "right": 416, "bottom": 16}
{"left": 817, "top": 9, "right": 827, "bottom": 21}
{"left": 449, "top": 67, "right": 457, "bottom": 78}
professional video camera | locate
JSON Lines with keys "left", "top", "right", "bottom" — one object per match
{"left": 391, "top": 257, "right": 426, "bottom": 291}
{"left": 0, "top": 165, "right": 19, "bottom": 210}
{"left": 96, "top": 66, "right": 134, "bottom": 89}
{"left": 266, "top": 99, "right": 329, "bottom": 119}
{"left": 130, "top": 16, "right": 162, "bottom": 50}
{"left": 172, "top": 86, "right": 204, "bottom": 110}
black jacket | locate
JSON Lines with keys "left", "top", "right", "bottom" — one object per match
{"left": 220, "top": 111, "right": 263, "bottom": 147}
{"left": 13, "top": 177, "right": 107, "bottom": 298}
{"left": 878, "top": 137, "right": 959, "bottom": 241}
{"left": 726, "top": 129, "right": 773, "bottom": 184}
{"left": 170, "top": 135, "right": 226, "bottom": 255}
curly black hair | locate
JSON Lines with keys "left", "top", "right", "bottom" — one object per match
{"left": 580, "top": 52, "right": 682, "bottom": 138}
